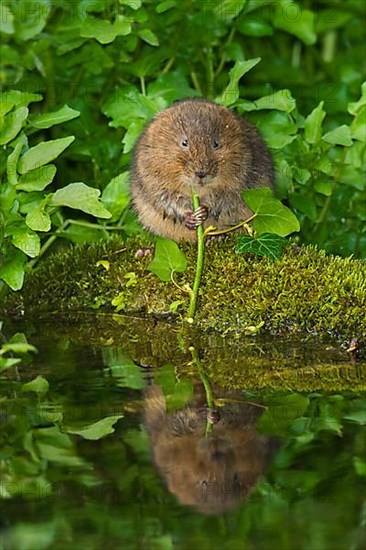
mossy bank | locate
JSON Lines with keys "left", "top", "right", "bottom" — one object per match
{"left": 4, "top": 235, "right": 366, "bottom": 349}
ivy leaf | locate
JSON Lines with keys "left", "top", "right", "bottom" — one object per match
{"left": 148, "top": 238, "right": 187, "bottom": 282}
{"left": 64, "top": 415, "right": 124, "bottom": 440}
{"left": 218, "top": 58, "right": 261, "bottom": 106}
{"left": 242, "top": 187, "right": 300, "bottom": 236}
{"left": 236, "top": 233, "right": 287, "bottom": 259}
{"left": 18, "top": 136, "right": 75, "bottom": 174}
{"left": 51, "top": 182, "right": 112, "bottom": 219}
{"left": 29, "top": 105, "right": 80, "bottom": 129}
{"left": 304, "top": 101, "right": 326, "bottom": 144}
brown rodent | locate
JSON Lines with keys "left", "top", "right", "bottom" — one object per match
{"left": 131, "top": 99, "right": 273, "bottom": 242}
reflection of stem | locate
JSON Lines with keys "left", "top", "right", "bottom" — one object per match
{"left": 189, "top": 346, "right": 215, "bottom": 435}
{"left": 188, "top": 194, "right": 205, "bottom": 320}
{"left": 205, "top": 213, "right": 257, "bottom": 237}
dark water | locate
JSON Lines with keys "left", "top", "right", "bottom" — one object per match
{"left": 1, "top": 315, "right": 365, "bottom": 550}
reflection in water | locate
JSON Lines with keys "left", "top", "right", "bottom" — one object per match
{"left": 144, "top": 381, "right": 279, "bottom": 514}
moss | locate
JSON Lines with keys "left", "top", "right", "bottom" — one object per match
{"left": 4, "top": 235, "right": 366, "bottom": 349}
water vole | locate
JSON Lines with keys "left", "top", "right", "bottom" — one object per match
{"left": 131, "top": 99, "right": 273, "bottom": 242}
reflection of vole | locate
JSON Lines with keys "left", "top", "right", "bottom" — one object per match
{"left": 144, "top": 383, "right": 278, "bottom": 514}
{"left": 131, "top": 99, "right": 274, "bottom": 242}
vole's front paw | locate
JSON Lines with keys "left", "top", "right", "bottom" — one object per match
{"left": 184, "top": 205, "right": 208, "bottom": 230}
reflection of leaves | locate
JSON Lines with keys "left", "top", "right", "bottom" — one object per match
{"left": 22, "top": 375, "right": 49, "bottom": 396}
{"left": 64, "top": 415, "right": 123, "bottom": 440}
{"left": 236, "top": 233, "right": 287, "bottom": 259}
{"left": 155, "top": 364, "right": 194, "bottom": 412}
{"left": 148, "top": 238, "right": 187, "bottom": 281}
{"left": 242, "top": 187, "right": 300, "bottom": 236}
{"left": 258, "top": 394, "right": 310, "bottom": 437}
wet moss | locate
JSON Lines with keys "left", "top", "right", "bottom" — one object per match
{"left": 4, "top": 235, "right": 366, "bottom": 347}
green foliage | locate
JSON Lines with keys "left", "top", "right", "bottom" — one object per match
{"left": 242, "top": 187, "right": 300, "bottom": 236}
{"left": 0, "top": 93, "right": 113, "bottom": 292}
{"left": 1, "top": 0, "right": 365, "bottom": 296}
{"left": 148, "top": 237, "right": 187, "bottom": 282}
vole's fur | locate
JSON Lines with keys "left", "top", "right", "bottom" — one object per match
{"left": 131, "top": 99, "right": 273, "bottom": 242}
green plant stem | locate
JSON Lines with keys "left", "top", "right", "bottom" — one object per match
{"left": 140, "top": 76, "right": 146, "bottom": 96}
{"left": 189, "top": 346, "right": 215, "bottom": 434}
{"left": 187, "top": 194, "right": 205, "bottom": 320}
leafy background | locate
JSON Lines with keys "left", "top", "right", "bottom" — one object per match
{"left": 1, "top": 0, "right": 365, "bottom": 293}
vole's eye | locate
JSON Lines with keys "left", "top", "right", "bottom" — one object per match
{"left": 212, "top": 139, "right": 220, "bottom": 150}
{"left": 181, "top": 139, "right": 189, "bottom": 148}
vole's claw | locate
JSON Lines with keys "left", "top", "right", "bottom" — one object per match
{"left": 184, "top": 205, "right": 208, "bottom": 230}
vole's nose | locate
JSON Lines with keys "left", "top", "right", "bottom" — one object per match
{"left": 196, "top": 170, "right": 207, "bottom": 179}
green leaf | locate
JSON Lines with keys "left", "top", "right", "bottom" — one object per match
{"left": 255, "top": 111, "right": 297, "bottom": 149}
{"left": 322, "top": 125, "right": 353, "bottom": 146}
{"left": 16, "top": 164, "right": 57, "bottom": 191}
{"left": 0, "top": 4, "right": 14, "bottom": 34}
{"left": 101, "top": 171, "right": 130, "bottom": 221}
{"left": 0, "top": 107, "right": 28, "bottom": 145}
{"left": 304, "top": 101, "right": 326, "bottom": 144}
{"left": 14, "top": 0, "right": 52, "bottom": 41}
{"left": 314, "top": 181, "right": 333, "bottom": 196}
{"left": 64, "top": 415, "right": 123, "bottom": 440}
{"left": 18, "top": 136, "right": 75, "bottom": 174}
{"left": 7, "top": 133, "right": 27, "bottom": 185}
{"left": 253, "top": 90, "right": 296, "bottom": 113}
{"left": 81, "top": 16, "right": 131, "bottom": 44}
{"left": 0, "top": 357, "right": 21, "bottom": 372}
{"left": 30, "top": 105, "right": 80, "bottom": 129}
{"left": 237, "top": 19, "right": 273, "bottom": 37}
{"left": 348, "top": 82, "right": 366, "bottom": 116}
{"left": 26, "top": 203, "right": 51, "bottom": 232}
{"left": 218, "top": 58, "right": 261, "bottom": 106}
{"left": 0, "top": 248, "right": 26, "bottom": 290}
{"left": 148, "top": 238, "right": 187, "bottom": 282}
{"left": 122, "top": 120, "right": 146, "bottom": 153}
{"left": 0, "top": 90, "right": 42, "bottom": 108}
{"left": 22, "top": 375, "right": 49, "bottom": 395}
{"left": 51, "top": 182, "right": 112, "bottom": 219}
{"left": 343, "top": 411, "right": 366, "bottom": 425}
{"left": 274, "top": 3, "right": 316, "bottom": 45}
{"left": 11, "top": 224, "right": 40, "bottom": 258}
{"left": 2, "top": 341, "right": 37, "bottom": 354}
{"left": 138, "top": 29, "right": 159, "bottom": 46}
{"left": 242, "top": 187, "right": 300, "bottom": 236}
{"left": 156, "top": 1, "right": 176, "bottom": 13}
{"left": 236, "top": 233, "right": 287, "bottom": 259}
{"left": 214, "top": 0, "right": 247, "bottom": 21}
{"left": 354, "top": 457, "right": 366, "bottom": 476}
